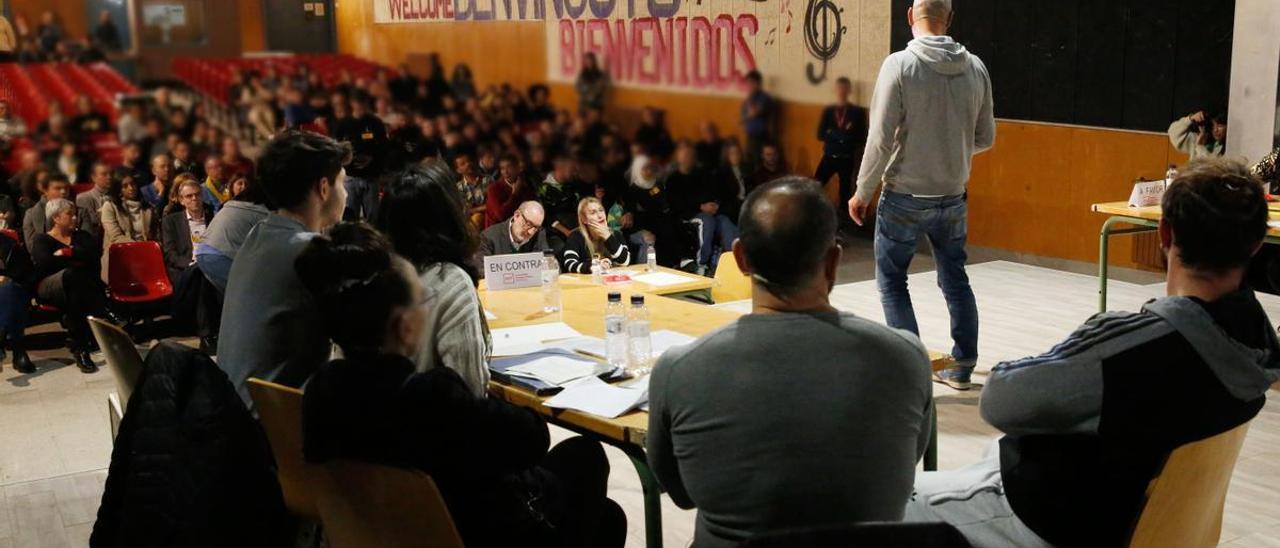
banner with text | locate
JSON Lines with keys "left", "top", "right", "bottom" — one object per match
{"left": 373, "top": 0, "right": 875, "bottom": 104}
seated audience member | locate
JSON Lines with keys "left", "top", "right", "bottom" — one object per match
{"left": 561, "top": 197, "right": 630, "bottom": 273}
{"left": 634, "top": 107, "right": 675, "bottom": 161}
{"left": 297, "top": 222, "right": 626, "bottom": 548}
{"left": 480, "top": 200, "right": 549, "bottom": 256}
{"left": 31, "top": 198, "right": 114, "bottom": 372}
{"left": 161, "top": 178, "right": 215, "bottom": 284}
{"left": 203, "top": 156, "right": 231, "bottom": 207}
{"left": 100, "top": 170, "right": 154, "bottom": 247}
{"left": 195, "top": 176, "right": 270, "bottom": 294}
{"left": 715, "top": 140, "right": 749, "bottom": 221}
{"left": 453, "top": 153, "right": 490, "bottom": 227}
{"left": 53, "top": 141, "right": 87, "bottom": 184}
{"left": 0, "top": 229, "right": 34, "bottom": 373}
{"left": 622, "top": 155, "right": 669, "bottom": 265}
{"left": 695, "top": 121, "right": 724, "bottom": 170}
{"left": 22, "top": 173, "right": 91, "bottom": 248}
{"left": 539, "top": 154, "right": 581, "bottom": 251}
{"left": 171, "top": 140, "right": 202, "bottom": 180}
{"left": 220, "top": 136, "right": 255, "bottom": 179}
{"left": 378, "top": 161, "right": 491, "bottom": 397}
{"left": 330, "top": 97, "right": 387, "bottom": 222}
{"left": 75, "top": 162, "right": 112, "bottom": 236}
{"left": 217, "top": 131, "right": 351, "bottom": 410}
{"left": 906, "top": 159, "right": 1280, "bottom": 547}
{"left": 666, "top": 142, "right": 737, "bottom": 274}
{"left": 749, "top": 142, "right": 787, "bottom": 193}
{"left": 0, "top": 100, "right": 28, "bottom": 143}
{"left": 1168, "top": 110, "right": 1226, "bottom": 160}
{"left": 69, "top": 95, "right": 109, "bottom": 139}
{"left": 140, "top": 154, "right": 172, "bottom": 208}
{"left": 484, "top": 153, "right": 537, "bottom": 227}
{"left": 647, "top": 177, "right": 932, "bottom": 547}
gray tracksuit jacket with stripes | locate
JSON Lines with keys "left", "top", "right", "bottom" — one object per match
{"left": 979, "top": 290, "right": 1280, "bottom": 547}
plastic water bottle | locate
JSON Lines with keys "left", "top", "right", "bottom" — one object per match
{"left": 646, "top": 244, "right": 658, "bottom": 273}
{"left": 605, "top": 292, "right": 627, "bottom": 370}
{"left": 541, "top": 250, "right": 561, "bottom": 313}
{"left": 591, "top": 257, "right": 603, "bottom": 284}
{"left": 626, "top": 295, "right": 652, "bottom": 375}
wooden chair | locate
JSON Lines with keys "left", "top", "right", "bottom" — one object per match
{"left": 712, "top": 251, "right": 752, "bottom": 303}
{"left": 317, "top": 460, "right": 465, "bottom": 548}
{"left": 88, "top": 316, "right": 146, "bottom": 409}
{"left": 1128, "top": 421, "right": 1252, "bottom": 548}
{"left": 246, "top": 377, "right": 330, "bottom": 520}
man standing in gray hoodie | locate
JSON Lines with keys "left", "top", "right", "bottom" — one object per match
{"left": 849, "top": 0, "right": 995, "bottom": 389}
{"left": 905, "top": 159, "right": 1279, "bottom": 547}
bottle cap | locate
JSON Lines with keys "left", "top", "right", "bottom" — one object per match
{"left": 631, "top": 295, "right": 645, "bottom": 305}
{"left": 608, "top": 292, "right": 621, "bottom": 302}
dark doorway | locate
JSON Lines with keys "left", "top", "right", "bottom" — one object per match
{"left": 262, "top": 0, "right": 335, "bottom": 53}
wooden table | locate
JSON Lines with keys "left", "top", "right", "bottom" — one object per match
{"left": 480, "top": 266, "right": 716, "bottom": 302}
{"left": 1092, "top": 202, "right": 1280, "bottom": 312}
{"left": 480, "top": 286, "right": 952, "bottom": 548}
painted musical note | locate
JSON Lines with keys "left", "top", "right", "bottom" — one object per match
{"left": 804, "top": 0, "right": 845, "bottom": 84}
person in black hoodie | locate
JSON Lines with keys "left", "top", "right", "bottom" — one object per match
{"left": 0, "top": 229, "right": 34, "bottom": 373}
{"left": 330, "top": 97, "right": 387, "bottom": 222}
{"left": 298, "top": 222, "right": 626, "bottom": 548}
{"left": 666, "top": 141, "right": 737, "bottom": 274}
{"left": 905, "top": 158, "right": 1280, "bottom": 547}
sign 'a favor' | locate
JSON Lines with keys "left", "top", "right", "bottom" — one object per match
{"left": 484, "top": 252, "right": 546, "bottom": 291}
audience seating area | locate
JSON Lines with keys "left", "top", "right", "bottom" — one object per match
{"left": 172, "top": 54, "right": 387, "bottom": 105}
{"left": 0, "top": 62, "right": 137, "bottom": 172}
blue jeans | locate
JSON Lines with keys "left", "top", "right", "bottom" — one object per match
{"left": 874, "top": 191, "right": 978, "bottom": 365}
{"left": 344, "top": 175, "right": 380, "bottom": 223}
{"left": 0, "top": 282, "right": 28, "bottom": 343}
{"left": 692, "top": 213, "right": 738, "bottom": 268}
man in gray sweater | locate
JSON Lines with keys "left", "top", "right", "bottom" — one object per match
{"left": 849, "top": 0, "right": 995, "bottom": 390}
{"left": 647, "top": 177, "right": 933, "bottom": 548}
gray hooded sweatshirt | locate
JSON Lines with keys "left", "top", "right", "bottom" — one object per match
{"left": 855, "top": 35, "right": 995, "bottom": 202}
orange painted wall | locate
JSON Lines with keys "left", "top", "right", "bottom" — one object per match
{"left": 239, "top": 0, "right": 266, "bottom": 52}
{"left": 11, "top": 0, "right": 88, "bottom": 42}
{"left": 335, "top": 4, "right": 1185, "bottom": 270}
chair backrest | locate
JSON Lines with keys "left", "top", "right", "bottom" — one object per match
{"left": 0, "top": 228, "right": 19, "bottom": 246}
{"left": 712, "top": 250, "right": 752, "bottom": 303}
{"left": 317, "top": 460, "right": 465, "bottom": 548}
{"left": 743, "top": 521, "right": 972, "bottom": 548}
{"left": 87, "top": 317, "right": 145, "bottom": 408}
{"left": 108, "top": 241, "right": 174, "bottom": 298}
{"left": 246, "top": 377, "right": 328, "bottom": 520}
{"left": 1128, "top": 421, "right": 1252, "bottom": 548}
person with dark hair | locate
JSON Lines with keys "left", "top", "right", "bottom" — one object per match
{"left": 217, "top": 130, "right": 351, "bottom": 410}
{"left": 647, "top": 176, "right": 932, "bottom": 548}
{"left": 1169, "top": 110, "right": 1227, "bottom": 160}
{"left": 100, "top": 169, "right": 153, "bottom": 251}
{"left": 851, "top": 0, "right": 994, "bottom": 389}
{"left": 747, "top": 142, "right": 787, "bottom": 193}
{"left": 298, "top": 222, "right": 626, "bottom": 548}
{"left": 815, "top": 77, "right": 868, "bottom": 221}
{"left": 484, "top": 153, "right": 537, "bottom": 227}
{"left": 560, "top": 196, "right": 630, "bottom": 273}
{"left": 575, "top": 52, "right": 609, "bottom": 113}
{"left": 0, "top": 227, "right": 35, "bottom": 373}
{"left": 453, "top": 153, "right": 490, "bottom": 227}
{"left": 378, "top": 160, "right": 491, "bottom": 397}
{"left": 634, "top": 107, "right": 674, "bottom": 161}
{"left": 330, "top": 97, "right": 388, "bottom": 222}
{"left": 906, "top": 158, "right": 1279, "bottom": 547}
{"left": 195, "top": 175, "right": 270, "bottom": 294}
{"left": 31, "top": 198, "right": 113, "bottom": 372}
{"left": 666, "top": 142, "right": 737, "bottom": 274}
{"left": 76, "top": 162, "right": 113, "bottom": 236}
{"left": 538, "top": 154, "right": 581, "bottom": 251}
{"left": 740, "top": 70, "right": 775, "bottom": 162}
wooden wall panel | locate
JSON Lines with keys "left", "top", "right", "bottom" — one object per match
{"left": 11, "top": 0, "right": 88, "bottom": 42}
{"left": 239, "top": 0, "right": 266, "bottom": 53}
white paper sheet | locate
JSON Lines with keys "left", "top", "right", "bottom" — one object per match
{"left": 484, "top": 309, "right": 498, "bottom": 321}
{"left": 490, "top": 322, "right": 583, "bottom": 356}
{"left": 505, "top": 354, "right": 600, "bottom": 386}
{"left": 544, "top": 376, "right": 650, "bottom": 418}
{"left": 631, "top": 272, "right": 696, "bottom": 287}
{"left": 650, "top": 330, "right": 696, "bottom": 355}
{"left": 551, "top": 336, "right": 608, "bottom": 359}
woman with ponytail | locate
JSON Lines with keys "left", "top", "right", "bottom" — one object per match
{"left": 298, "top": 222, "right": 626, "bottom": 548}
{"left": 377, "top": 159, "right": 491, "bottom": 397}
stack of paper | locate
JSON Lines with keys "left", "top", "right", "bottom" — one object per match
{"left": 544, "top": 375, "right": 650, "bottom": 418}
{"left": 631, "top": 272, "right": 693, "bottom": 287}
{"left": 497, "top": 349, "right": 605, "bottom": 386}
{"left": 490, "top": 322, "right": 583, "bottom": 356}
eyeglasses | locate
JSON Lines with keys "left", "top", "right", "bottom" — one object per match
{"left": 180, "top": 193, "right": 200, "bottom": 200}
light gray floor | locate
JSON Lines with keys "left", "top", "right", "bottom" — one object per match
{"left": 1, "top": 256, "right": 1276, "bottom": 547}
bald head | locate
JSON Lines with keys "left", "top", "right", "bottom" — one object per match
{"left": 737, "top": 177, "right": 837, "bottom": 297}
{"left": 910, "top": 0, "right": 953, "bottom": 35}
{"left": 517, "top": 200, "right": 545, "bottom": 226}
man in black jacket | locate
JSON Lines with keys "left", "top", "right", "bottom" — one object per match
{"left": 665, "top": 142, "right": 736, "bottom": 274}
{"left": 814, "top": 77, "right": 867, "bottom": 223}
{"left": 330, "top": 98, "right": 387, "bottom": 222}
{"left": 905, "top": 158, "right": 1280, "bottom": 547}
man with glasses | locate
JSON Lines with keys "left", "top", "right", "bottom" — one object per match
{"left": 161, "top": 178, "right": 215, "bottom": 284}
{"left": 480, "top": 201, "right": 549, "bottom": 257}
